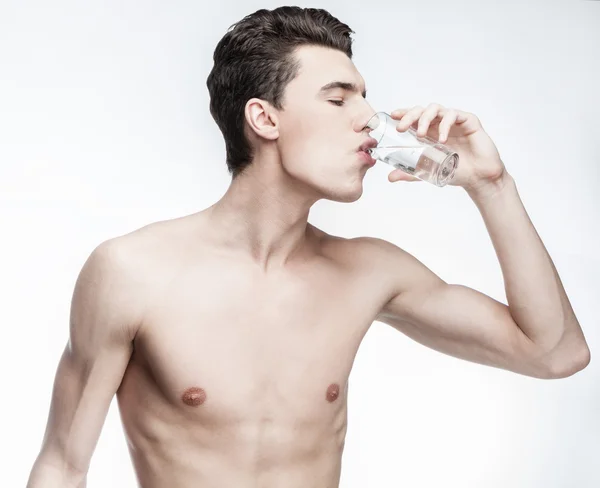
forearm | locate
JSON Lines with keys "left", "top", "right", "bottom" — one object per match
{"left": 465, "top": 172, "right": 589, "bottom": 359}
{"left": 27, "top": 455, "right": 87, "bottom": 488}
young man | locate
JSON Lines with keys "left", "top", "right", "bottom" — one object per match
{"left": 27, "top": 6, "right": 590, "bottom": 488}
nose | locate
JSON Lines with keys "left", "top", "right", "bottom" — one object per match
{"left": 354, "top": 107, "right": 378, "bottom": 133}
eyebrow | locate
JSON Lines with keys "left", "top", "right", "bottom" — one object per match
{"left": 319, "top": 81, "right": 367, "bottom": 98}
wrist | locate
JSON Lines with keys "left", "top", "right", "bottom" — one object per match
{"left": 464, "top": 171, "right": 515, "bottom": 202}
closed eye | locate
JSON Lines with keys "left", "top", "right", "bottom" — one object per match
{"left": 328, "top": 100, "right": 345, "bottom": 106}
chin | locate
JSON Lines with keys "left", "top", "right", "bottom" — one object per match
{"left": 290, "top": 163, "right": 365, "bottom": 203}
{"left": 322, "top": 179, "right": 364, "bottom": 203}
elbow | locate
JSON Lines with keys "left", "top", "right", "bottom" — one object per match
{"left": 544, "top": 344, "right": 591, "bottom": 379}
{"left": 27, "top": 454, "right": 88, "bottom": 488}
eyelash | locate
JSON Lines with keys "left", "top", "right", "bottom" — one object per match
{"left": 328, "top": 100, "right": 345, "bottom": 106}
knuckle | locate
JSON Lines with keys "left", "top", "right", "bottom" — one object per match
{"left": 442, "top": 112, "right": 457, "bottom": 124}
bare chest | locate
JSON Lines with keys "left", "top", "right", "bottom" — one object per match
{"left": 129, "top": 256, "right": 381, "bottom": 424}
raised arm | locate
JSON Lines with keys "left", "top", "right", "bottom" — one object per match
{"left": 374, "top": 104, "right": 590, "bottom": 380}
{"left": 27, "top": 239, "right": 144, "bottom": 488}
{"left": 359, "top": 235, "right": 589, "bottom": 380}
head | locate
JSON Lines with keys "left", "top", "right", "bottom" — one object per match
{"left": 207, "top": 7, "right": 376, "bottom": 202}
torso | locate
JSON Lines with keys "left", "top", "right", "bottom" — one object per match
{"left": 114, "top": 210, "right": 393, "bottom": 488}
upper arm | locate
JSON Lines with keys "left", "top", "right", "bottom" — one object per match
{"left": 362, "top": 237, "right": 553, "bottom": 379}
{"left": 36, "top": 239, "right": 144, "bottom": 477}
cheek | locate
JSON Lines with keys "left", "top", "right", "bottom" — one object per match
{"left": 278, "top": 110, "right": 346, "bottom": 172}
{"left": 279, "top": 119, "right": 328, "bottom": 156}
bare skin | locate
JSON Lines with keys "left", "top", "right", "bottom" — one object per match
{"left": 27, "top": 43, "right": 588, "bottom": 488}
{"left": 28, "top": 209, "right": 393, "bottom": 488}
{"left": 119, "top": 213, "right": 377, "bottom": 488}
{"left": 26, "top": 47, "right": 394, "bottom": 488}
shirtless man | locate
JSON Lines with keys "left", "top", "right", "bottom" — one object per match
{"left": 26, "top": 6, "right": 590, "bottom": 488}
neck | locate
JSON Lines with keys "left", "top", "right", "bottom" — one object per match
{"left": 206, "top": 161, "right": 322, "bottom": 273}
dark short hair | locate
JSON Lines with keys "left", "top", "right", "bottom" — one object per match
{"left": 206, "top": 7, "right": 354, "bottom": 179}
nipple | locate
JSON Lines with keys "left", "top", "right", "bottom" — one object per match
{"left": 181, "top": 387, "right": 207, "bottom": 407}
{"left": 326, "top": 383, "right": 340, "bottom": 403}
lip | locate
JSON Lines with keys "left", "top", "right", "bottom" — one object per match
{"left": 357, "top": 149, "right": 377, "bottom": 166}
{"left": 358, "top": 138, "right": 379, "bottom": 153}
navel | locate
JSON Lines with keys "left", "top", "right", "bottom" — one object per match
{"left": 326, "top": 383, "right": 340, "bottom": 403}
{"left": 181, "top": 387, "right": 207, "bottom": 407}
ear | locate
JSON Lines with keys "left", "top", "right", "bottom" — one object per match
{"left": 244, "top": 98, "right": 279, "bottom": 141}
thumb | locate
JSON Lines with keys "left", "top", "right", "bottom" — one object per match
{"left": 388, "top": 169, "right": 421, "bottom": 183}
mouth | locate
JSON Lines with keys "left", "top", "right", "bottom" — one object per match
{"left": 357, "top": 149, "right": 377, "bottom": 166}
{"left": 357, "top": 137, "right": 378, "bottom": 166}
{"left": 358, "top": 138, "right": 378, "bottom": 153}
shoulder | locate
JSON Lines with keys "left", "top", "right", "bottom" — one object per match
{"left": 73, "top": 237, "right": 148, "bottom": 342}
{"left": 335, "top": 235, "right": 443, "bottom": 296}
{"left": 315, "top": 230, "right": 405, "bottom": 277}
{"left": 94, "top": 220, "right": 169, "bottom": 278}
{"left": 104, "top": 213, "right": 201, "bottom": 266}
{"left": 335, "top": 234, "right": 410, "bottom": 268}
{"left": 348, "top": 235, "right": 410, "bottom": 278}
{"left": 85, "top": 217, "right": 190, "bottom": 318}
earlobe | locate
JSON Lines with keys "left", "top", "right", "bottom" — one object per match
{"left": 245, "top": 98, "right": 279, "bottom": 141}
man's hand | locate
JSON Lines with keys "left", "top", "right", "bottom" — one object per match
{"left": 387, "top": 103, "right": 507, "bottom": 193}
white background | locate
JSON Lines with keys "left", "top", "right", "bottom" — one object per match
{"left": 2, "top": 0, "right": 599, "bottom": 487}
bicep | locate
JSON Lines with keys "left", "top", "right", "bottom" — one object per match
{"left": 38, "top": 240, "right": 142, "bottom": 474}
{"left": 368, "top": 238, "right": 551, "bottom": 378}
